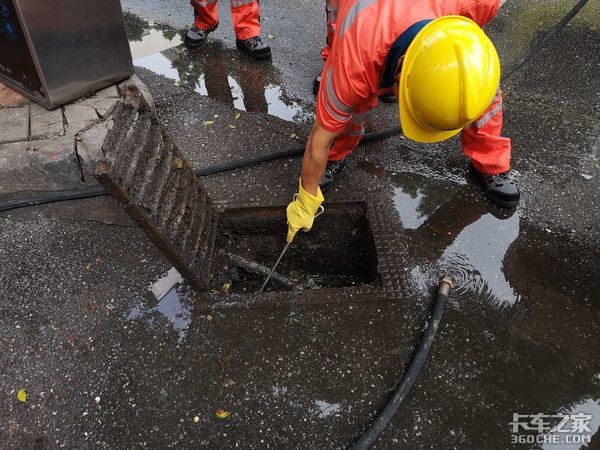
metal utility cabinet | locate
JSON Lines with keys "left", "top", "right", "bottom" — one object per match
{"left": 0, "top": 0, "right": 133, "bottom": 109}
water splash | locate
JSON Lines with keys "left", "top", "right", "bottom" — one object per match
{"left": 410, "top": 213, "right": 520, "bottom": 307}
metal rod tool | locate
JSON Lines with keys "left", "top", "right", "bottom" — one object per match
{"left": 259, "top": 198, "right": 324, "bottom": 293}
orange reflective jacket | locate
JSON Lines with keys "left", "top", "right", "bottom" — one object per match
{"left": 317, "top": 0, "right": 502, "bottom": 133}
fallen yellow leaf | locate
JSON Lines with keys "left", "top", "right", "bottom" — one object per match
{"left": 290, "top": 133, "right": 298, "bottom": 140}
{"left": 215, "top": 409, "right": 230, "bottom": 419}
{"left": 220, "top": 283, "right": 231, "bottom": 293}
{"left": 171, "top": 158, "right": 185, "bottom": 169}
{"left": 234, "top": 113, "right": 241, "bottom": 120}
{"left": 202, "top": 120, "right": 215, "bottom": 126}
{"left": 17, "top": 389, "right": 27, "bottom": 403}
{"left": 228, "top": 125, "right": 236, "bottom": 129}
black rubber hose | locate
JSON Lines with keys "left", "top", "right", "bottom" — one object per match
{"left": 194, "top": 126, "right": 403, "bottom": 177}
{"left": 194, "top": 144, "right": 305, "bottom": 176}
{"left": 351, "top": 276, "right": 454, "bottom": 450}
{"left": 0, "top": 185, "right": 107, "bottom": 213}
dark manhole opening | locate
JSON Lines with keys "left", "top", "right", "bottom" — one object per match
{"left": 210, "top": 202, "right": 380, "bottom": 294}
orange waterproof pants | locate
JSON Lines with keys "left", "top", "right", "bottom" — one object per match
{"left": 191, "top": 0, "right": 261, "bottom": 41}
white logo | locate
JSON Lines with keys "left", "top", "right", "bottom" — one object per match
{"left": 509, "top": 413, "right": 593, "bottom": 445}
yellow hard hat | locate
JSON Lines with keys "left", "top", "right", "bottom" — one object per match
{"left": 399, "top": 16, "right": 501, "bottom": 143}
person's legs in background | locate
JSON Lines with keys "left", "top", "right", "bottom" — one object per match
{"left": 231, "top": 0, "right": 271, "bottom": 59}
{"left": 184, "top": 0, "right": 271, "bottom": 59}
{"left": 185, "top": 0, "right": 220, "bottom": 47}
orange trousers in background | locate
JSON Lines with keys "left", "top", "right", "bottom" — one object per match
{"left": 190, "top": 0, "right": 261, "bottom": 41}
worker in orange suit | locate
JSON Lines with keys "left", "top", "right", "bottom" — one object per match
{"left": 286, "top": 0, "right": 520, "bottom": 244}
{"left": 185, "top": 0, "right": 271, "bottom": 60}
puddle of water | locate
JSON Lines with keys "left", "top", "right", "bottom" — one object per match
{"left": 315, "top": 400, "right": 342, "bottom": 418}
{"left": 127, "top": 268, "right": 193, "bottom": 345}
{"left": 123, "top": 12, "right": 314, "bottom": 124}
{"left": 129, "top": 28, "right": 183, "bottom": 60}
{"left": 353, "top": 167, "right": 522, "bottom": 306}
{"left": 541, "top": 398, "right": 600, "bottom": 450}
{"left": 387, "top": 171, "right": 456, "bottom": 230}
{"left": 411, "top": 212, "right": 521, "bottom": 307}
{"left": 150, "top": 266, "right": 184, "bottom": 299}
{"left": 134, "top": 52, "right": 181, "bottom": 82}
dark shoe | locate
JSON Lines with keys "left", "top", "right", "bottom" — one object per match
{"left": 313, "top": 75, "right": 322, "bottom": 95}
{"left": 379, "top": 92, "right": 397, "bottom": 103}
{"left": 184, "top": 23, "right": 218, "bottom": 47}
{"left": 470, "top": 164, "right": 520, "bottom": 208}
{"left": 236, "top": 36, "right": 271, "bottom": 60}
{"left": 319, "top": 157, "right": 347, "bottom": 192}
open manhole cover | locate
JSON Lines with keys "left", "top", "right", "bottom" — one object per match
{"left": 97, "top": 86, "right": 406, "bottom": 305}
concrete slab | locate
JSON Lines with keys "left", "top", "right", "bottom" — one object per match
{"left": 77, "top": 120, "right": 113, "bottom": 185}
{"left": 0, "top": 105, "right": 29, "bottom": 144}
{"left": 84, "top": 96, "right": 120, "bottom": 119}
{"left": 30, "top": 103, "right": 64, "bottom": 140}
{"left": 94, "top": 84, "right": 119, "bottom": 98}
{"left": 0, "top": 136, "right": 84, "bottom": 193}
{"left": 63, "top": 104, "right": 99, "bottom": 136}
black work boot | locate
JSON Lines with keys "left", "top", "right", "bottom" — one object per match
{"left": 313, "top": 75, "right": 322, "bottom": 95}
{"left": 184, "top": 22, "right": 218, "bottom": 47}
{"left": 379, "top": 92, "right": 397, "bottom": 103}
{"left": 319, "top": 157, "right": 347, "bottom": 193}
{"left": 236, "top": 36, "right": 271, "bottom": 60}
{"left": 470, "top": 164, "right": 520, "bottom": 209}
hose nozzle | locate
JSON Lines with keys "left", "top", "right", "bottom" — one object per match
{"left": 438, "top": 276, "right": 454, "bottom": 296}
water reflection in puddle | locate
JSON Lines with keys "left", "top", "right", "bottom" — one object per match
{"left": 363, "top": 167, "right": 521, "bottom": 307}
{"left": 124, "top": 13, "right": 313, "bottom": 124}
{"left": 541, "top": 398, "right": 600, "bottom": 450}
{"left": 127, "top": 267, "right": 193, "bottom": 345}
{"left": 410, "top": 212, "right": 520, "bottom": 307}
{"left": 315, "top": 400, "right": 342, "bottom": 418}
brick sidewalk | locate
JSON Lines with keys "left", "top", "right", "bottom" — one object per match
{"left": 0, "top": 77, "right": 154, "bottom": 196}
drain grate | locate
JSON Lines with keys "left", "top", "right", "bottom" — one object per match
{"left": 95, "top": 86, "right": 218, "bottom": 291}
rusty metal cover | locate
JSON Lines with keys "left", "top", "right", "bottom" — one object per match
{"left": 95, "top": 86, "right": 218, "bottom": 291}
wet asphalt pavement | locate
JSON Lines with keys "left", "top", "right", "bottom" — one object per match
{"left": 1, "top": 0, "right": 600, "bottom": 448}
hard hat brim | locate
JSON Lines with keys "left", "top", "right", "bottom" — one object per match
{"left": 398, "top": 94, "right": 462, "bottom": 143}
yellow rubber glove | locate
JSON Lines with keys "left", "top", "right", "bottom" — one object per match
{"left": 286, "top": 179, "right": 324, "bottom": 243}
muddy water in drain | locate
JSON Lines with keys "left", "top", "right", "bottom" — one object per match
{"left": 124, "top": 12, "right": 313, "bottom": 124}
{"left": 211, "top": 205, "right": 378, "bottom": 293}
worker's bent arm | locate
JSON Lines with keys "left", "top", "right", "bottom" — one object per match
{"left": 300, "top": 122, "right": 339, "bottom": 195}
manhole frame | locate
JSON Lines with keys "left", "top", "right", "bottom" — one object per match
{"left": 208, "top": 193, "right": 407, "bottom": 307}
